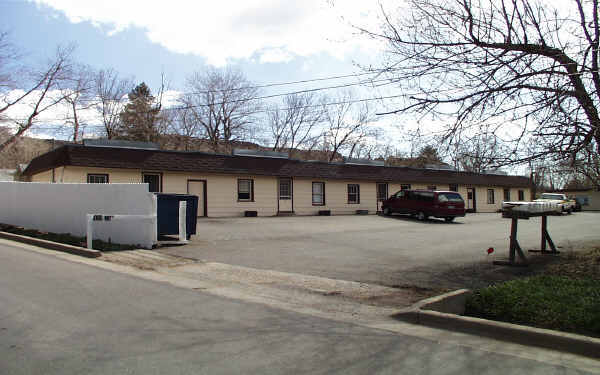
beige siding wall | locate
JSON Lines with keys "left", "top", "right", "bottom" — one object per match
{"left": 50, "top": 167, "right": 279, "bottom": 217}
{"left": 31, "top": 169, "right": 54, "bottom": 182}
{"left": 29, "top": 166, "right": 531, "bottom": 216}
{"left": 469, "top": 186, "right": 531, "bottom": 213}
{"left": 61, "top": 166, "right": 142, "bottom": 183}
{"left": 571, "top": 190, "right": 600, "bottom": 211}
{"left": 161, "top": 172, "right": 278, "bottom": 217}
{"left": 293, "top": 178, "right": 377, "bottom": 215}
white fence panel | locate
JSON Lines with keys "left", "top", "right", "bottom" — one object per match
{"left": 0, "top": 182, "right": 157, "bottom": 249}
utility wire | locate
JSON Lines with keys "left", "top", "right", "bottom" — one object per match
{"left": 39, "top": 68, "right": 394, "bottom": 104}
{"left": 8, "top": 93, "right": 405, "bottom": 125}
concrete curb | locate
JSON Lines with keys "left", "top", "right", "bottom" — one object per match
{"left": 393, "top": 289, "right": 600, "bottom": 359}
{"left": 0, "top": 231, "right": 102, "bottom": 258}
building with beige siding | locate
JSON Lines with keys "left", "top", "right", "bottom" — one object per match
{"left": 555, "top": 188, "right": 600, "bottom": 211}
{"left": 22, "top": 142, "right": 532, "bottom": 217}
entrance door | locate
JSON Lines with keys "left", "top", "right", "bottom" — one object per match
{"left": 187, "top": 179, "right": 207, "bottom": 217}
{"left": 278, "top": 178, "right": 293, "bottom": 212}
{"left": 466, "top": 187, "right": 476, "bottom": 213}
{"left": 376, "top": 182, "right": 388, "bottom": 212}
{"left": 142, "top": 172, "right": 161, "bottom": 192}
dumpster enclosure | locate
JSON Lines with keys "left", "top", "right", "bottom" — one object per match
{"left": 156, "top": 194, "right": 198, "bottom": 239}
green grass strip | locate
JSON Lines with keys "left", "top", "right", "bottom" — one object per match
{"left": 465, "top": 275, "right": 600, "bottom": 337}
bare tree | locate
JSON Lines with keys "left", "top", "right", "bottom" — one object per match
{"left": 448, "top": 133, "right": 508, "bottom": 172}
{"left": 359, "top": 0, "right": 600, "bottom": 169}
{"left": 170, "top": 106, "right": 202, "bottom": 151}
{"left": 268, "top": 92, "right": 325, "bottom": 154}
{"left": 566, "top": 143, "right": 600, "bottom": 187}
{"left": 321, "top": 91, "right": 375, "bottom": 162}
{"left": 93, "top": 68, "right": 134, "bottom": 139}
{"left": 0, "top": 31, "right": 20, "bottom": 97}
{"left": 60, "top": 64, "right": 95, "bottom": 141}
{"left": 0, "top": 44, "right": 76, "bottom": 152}
{"left": 179, "top": 67, "right": 261, "bottom": 152}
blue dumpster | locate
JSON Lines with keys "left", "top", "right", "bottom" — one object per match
{"left": 155, "top": 194, "right": 198, "bottom": 239}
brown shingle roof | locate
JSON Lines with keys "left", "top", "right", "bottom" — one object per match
{"left": 23, "top": 145, "right": 531, "bottom": 187}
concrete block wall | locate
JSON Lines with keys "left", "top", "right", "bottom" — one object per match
{"left": 0, "top": 182, "right": 156, "bottom": 248}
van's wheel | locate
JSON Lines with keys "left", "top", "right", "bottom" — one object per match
{"left": 444, "top": 217, "right": 455, "bottom": 222}
{"left": 567, "top": 208, "right": 573, "bottom": 215}
{"left": 417, "top": 211, "right": 427, "bottom": 221}
{"left": 383, "top": 207, "right": 391, "bottom": 216}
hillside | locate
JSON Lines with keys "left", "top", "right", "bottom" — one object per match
{"left": 0, "top": 133, "right": 342, "bottom": 170}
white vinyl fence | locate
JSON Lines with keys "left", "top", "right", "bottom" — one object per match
{"left": 0, "top": 182, "right": 157, "bottom": 249}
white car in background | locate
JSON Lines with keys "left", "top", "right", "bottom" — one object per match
{"left": 534, "top": 193, "right": 576, "bottom": 214}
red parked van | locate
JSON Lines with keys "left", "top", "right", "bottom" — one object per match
{"left": 381, "top": 190, "right": 466, "bottom": 222}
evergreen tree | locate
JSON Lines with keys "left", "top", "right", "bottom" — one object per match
{"left": 117, "top": 82, "right": 162, "bottom": 142}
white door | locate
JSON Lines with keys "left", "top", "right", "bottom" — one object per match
{"left": 278, "top": 178, "right": 293, "bottom": 212}
{"left": 187, "top": 180, "right": 206, "bottom": 217}
{"left": 466, "top": 187, "right": 476, "bottom": 212}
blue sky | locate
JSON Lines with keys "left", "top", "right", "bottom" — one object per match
{"left": 0, "top": 0, "right": 414, "bottom": 149}
{"left": 0, "top": 0, "right": 381, "bottom": 94}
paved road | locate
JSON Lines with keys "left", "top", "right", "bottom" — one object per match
{"left": 0, "top": 242, "right": 595, "bottom": 374}
{"left": 164, "top": 212, "right": 600, "bottom": 288}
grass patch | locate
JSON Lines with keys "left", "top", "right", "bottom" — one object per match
{"left": 466, "top": 272, "right": 600, "bottom": 337}
{"left": 0, "top": 223, "right": 137, "bottom": 251}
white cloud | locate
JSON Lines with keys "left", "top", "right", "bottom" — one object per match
{"left": 32, "top": 0, "right": 382, "bottom": 66}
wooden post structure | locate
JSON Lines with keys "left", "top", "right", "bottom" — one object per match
{"left": 495, "top": 215, "right": 528, "bottom": 266}
{"left": 529, "top": 214, "right": 559, "bottom": 254}
{"left": 495, "top": 208, "right": 560, "bottom": 266}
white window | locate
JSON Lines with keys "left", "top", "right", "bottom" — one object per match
{"left": 238, "top": 179, "right": 254, "bottom": 201}
{"left": 348, "top": 184, "right": 360, "bottom": 204}
{"left": 487, "top": 189, "right": 495, "bottom": 204}
{"left": 312, "top": 182, "right": 325, "bottom": 205}
{"left": 279, "top": 179, "right": 291, "bottom": 200}
{"left": 87, "top": 174, "right": 108, "bottom": 183}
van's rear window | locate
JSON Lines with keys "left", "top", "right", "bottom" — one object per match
{"left": 438, "top": 193, "right": 463, "bottom": 202}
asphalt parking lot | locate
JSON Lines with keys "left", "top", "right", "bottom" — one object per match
{"left": 161, "top": 212, "right": 600, "bottom": 289}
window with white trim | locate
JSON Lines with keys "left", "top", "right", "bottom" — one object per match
{"left": 87, "top": 174, "right": 108, "bottom": 183}
{"left": 279, "top": 179, "right": 291, "bottom": 200}
{"left": 238, "top": 179, "right": 254, "bottom": 201}
{"left": 348, "top": 184, "right": 360, "bottom": 204}
{"left": 503, "top": 188, "right": 511, "bottom": 201}
{"left": 312, "top": 182, "right": 325, "bottom": 205}
{"left": 487, "top": 189, "right": 495, "bottom": 204}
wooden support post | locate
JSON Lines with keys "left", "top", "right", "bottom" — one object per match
{"left": 542, "top": 215, "right": 558, "bottom": 253}
{"left": 541, "top": 215, "right": 547, "bottom": 252}
{"left": 509, "top": 216, "right": 517, "bottom": 263}
{"left": 529, "top": 214, "right": 560, "bottom": 255}
{"left": 494, "top": 214, "right": 528, "bottom": 266}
